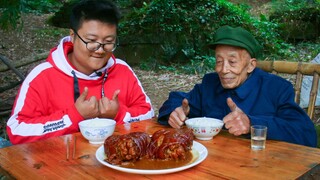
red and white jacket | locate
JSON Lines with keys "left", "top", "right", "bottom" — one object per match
{"left": 7, "top": 36, "right": 154, "bottom": 144}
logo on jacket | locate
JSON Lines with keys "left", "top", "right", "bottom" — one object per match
{"left": 43, "top": 120, "right": 66, "bottom": 133}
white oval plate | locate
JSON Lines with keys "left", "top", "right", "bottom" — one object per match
{"left": 95, "top": 141, "right": 208, "bottom": 174}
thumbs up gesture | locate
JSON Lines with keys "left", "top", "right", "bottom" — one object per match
{"left": 168, "top": 98, "right": 190, "bottom": 129}
{"left": 223, "top": 97, "right": 250, "bottom": 136}
{"left": 99, "top": 89, "right": 120, "bottom": 119}
{"left": 75, "top": 87, "right": 100, "bottom": 119}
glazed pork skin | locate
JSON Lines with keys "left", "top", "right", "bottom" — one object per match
{"left": 104, "top": 132, "right": 151, "bottom": 165}
{"left": 147, "top": 128, "right": 194, "bottom": 160}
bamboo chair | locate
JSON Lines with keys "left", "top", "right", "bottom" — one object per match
{"left": 257, "top": 61, "right": 320, "bottom": 122}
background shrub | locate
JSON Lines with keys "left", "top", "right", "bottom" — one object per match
{"left": 117, "top": 0, "right": 288, "bottom": 73}
{"left": 1, "top": 0, "right": 319, "bottom": 73}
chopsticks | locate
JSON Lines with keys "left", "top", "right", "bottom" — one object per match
{"left": 66, "top": 136, "right": 77, "bottom": 161}
{"left": 66, "top": 139, "right": 70, "bottom": 160}
{"left": 73, "top": 136, "right": 77, "bottom": 159}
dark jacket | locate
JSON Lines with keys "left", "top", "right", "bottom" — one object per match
{"left": 158, "top": 68, "right": 317, "bottom": 147}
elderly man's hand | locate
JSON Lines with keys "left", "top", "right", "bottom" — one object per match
{"left": 168, "top": 98, "right": 190, "bottom": 128}
{"left": 223, "top": 97, "right": 250, "bottom": 136}
{"left": 99, "top": 90, "right": 120, "bottom": 119}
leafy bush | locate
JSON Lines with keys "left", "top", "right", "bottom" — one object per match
{"left": 22, "top": 0, "right": 63, "bottom": 14}
{"left": 3, "top": 0, "right": 318, "bottom": 73}
{"left": 269, "top": 0, "right": 320, "bottom": 42}
{"left": 0, "top": 0, "right": 22, "bottom": 30}
{"left": 0, "top": 0, "right": 63, "bottom": 30}
{"left": 119, "top": 0, "right": 286, "bottom": 70}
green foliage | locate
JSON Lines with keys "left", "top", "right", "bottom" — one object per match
{"left": 280, "top": 40, "right": 320, "bottom": 62}
{"left": 140, "top": 54, "right": 216, "bottom": 76}
{"left": 47, "top": 0, "right": 78, "bottom": 28}
{"left": 119, "top": 0, "right": 286, "bottom": 69}
{"left": 180, "top": 55, "right": 216, "bottom": 75}
{"left": 22, "top": 0, "right": 63, "bottom": 14}
{"left": 269, "top": 0, "right": 320, "bottom": 42}
{"left": 2, "top": 0, "right": 319, "bottom": 72}
{"left": 266, "top": 0, "right": 320, "bottom": 61}
{"left": 271, "top": 0, "right": 319, "bottom": 12}
{"left": 35, "top": 28, "right": 69, "bottom": 39}
{"left": 0, "top": 0, "right": 22, "bottom": 30}
{"left": 0, "top": 0, "right": 64, "bottom": 30}
{"left": 113, "top": 0, "right": 152, "bottom": 8}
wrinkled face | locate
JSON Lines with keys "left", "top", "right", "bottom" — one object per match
{"left": 69, "top": 20, "right": 117, "bottom": 75}
{"left": 215, "top": 45, "right": 256, "bottom": 89}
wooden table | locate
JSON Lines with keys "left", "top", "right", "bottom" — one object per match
{"left": 0, "top": 119, "right": 319, "bottom": 179}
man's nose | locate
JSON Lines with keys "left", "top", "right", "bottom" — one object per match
{"left": 95, "top": 45, "right": 105, "bottom": 53}
{"left": 221, "top": 62, "right": 230, "bottom": 73}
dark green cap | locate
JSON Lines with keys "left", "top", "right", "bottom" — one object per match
{"left": 208, "top": 26, "right": 262, "bottom": 58}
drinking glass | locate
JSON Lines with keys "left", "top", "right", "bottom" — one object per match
{"left": 251, "top": 125, "right": 267, "bottom": 150}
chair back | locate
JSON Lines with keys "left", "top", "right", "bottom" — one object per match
{"left": 257, "top": 61, "right": 320, "bottom": 122}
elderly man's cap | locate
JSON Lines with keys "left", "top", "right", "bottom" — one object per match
{"left": 208, "top": 26, "right": 262, "bottom": 58}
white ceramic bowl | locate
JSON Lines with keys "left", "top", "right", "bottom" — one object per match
{"left": 185, "top": 117, "right": 224, "bottom": 140}
{"left": 79, "top": 118, "right": 116, "bottom": 144}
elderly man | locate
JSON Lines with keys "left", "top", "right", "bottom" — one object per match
{"left": 158, "top": 26, "right": 317, "bottom": 147}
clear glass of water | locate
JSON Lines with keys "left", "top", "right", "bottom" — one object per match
{"left": 251, "top": 125, "right": 267, "bottom": 150}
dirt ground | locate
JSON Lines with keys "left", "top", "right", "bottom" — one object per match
{"left": 0, "top": 13, "right": 319, "bottom": 140}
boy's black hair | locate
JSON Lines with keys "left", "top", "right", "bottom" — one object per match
{"left": 69, "top": 0, "right": 121, "bottom": 31}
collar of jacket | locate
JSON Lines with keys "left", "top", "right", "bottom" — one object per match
{"left": 215, "top": 68, "right": 259, "bottom": 100}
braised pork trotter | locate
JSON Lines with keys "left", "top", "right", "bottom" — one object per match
{"left": 104, "top": 132, "right": 151, "bottom": 165}
{"left": 104, "top": 128, "right": 193, "bottom": 165}
{"left": 147, "top": 128, "right": 193, "bottom": 160}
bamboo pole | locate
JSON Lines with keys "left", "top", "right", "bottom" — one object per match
{"left": 308, "top": 72, "right": 319, "bottom": 120}
{"left": 295, "top": 72, "right": 303, "bottom": 105}
{"left": 257, "top": 60, "right": 320, "bottom": 121}
{"left": 257, "top": 61, "right": 320, "bottom": 75}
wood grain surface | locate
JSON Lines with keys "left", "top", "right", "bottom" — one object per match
{"left": 0, "top": 119, "right": 319, "bottom": 179}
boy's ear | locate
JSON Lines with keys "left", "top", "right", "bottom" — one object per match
{"left": 69, "top": 29, "right": 74, "bottom": 42}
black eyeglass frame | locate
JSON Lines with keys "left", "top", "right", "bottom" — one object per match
{"left": 73, "top": 30, "right": 118, "bottom": 52}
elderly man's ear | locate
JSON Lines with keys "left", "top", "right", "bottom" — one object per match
{"left": 247, "top": 58, "right": 257, "bottom": 73}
